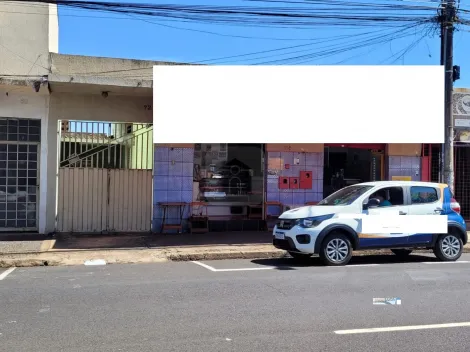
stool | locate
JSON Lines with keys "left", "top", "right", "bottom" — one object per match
{"left": 264, "top": 201, "right": 283, "bottom": 231}
{"left": 159, "top": 202, "right": 187, "bottom": 233}
{"left": 189, "top": 202, "right": 209, "bottom": 234}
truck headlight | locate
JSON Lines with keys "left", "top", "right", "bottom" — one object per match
{"left": 296, "top": 214, "right": 334, "bottom": 228}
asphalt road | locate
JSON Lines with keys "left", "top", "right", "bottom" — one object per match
{"left": 2, "top": 253, "right": 470, "bottom": 352}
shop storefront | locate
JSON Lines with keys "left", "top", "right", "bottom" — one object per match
{"left": 453, "top": 89, "right": 470, "bottom": 221}
{"left": 152, "top": 143, "right": 425, "bottom": 233}
{"left": 193, "top": 143, "right": 265, "bottom": 231}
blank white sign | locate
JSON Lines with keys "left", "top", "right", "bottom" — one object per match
{"left": 153, "top": 65, "right": 444, "bottom": 144}
{"left": 362, "top": 215, "right": 448, "bottom": 234}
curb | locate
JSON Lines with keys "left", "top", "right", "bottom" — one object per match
{"left": 1, "top": 246, "right": 470, "bottom": 267}
{"left": 167, "top": 250, "right": 288, "bottom": 262}
{"left": 167, "top": 246, "right": 470, "bottom": 262}
{"left": 0, "top": 259, "right": 60, "bottom": 268}
{"left": 0, "top": 249, "right": 168, "bottom": 268}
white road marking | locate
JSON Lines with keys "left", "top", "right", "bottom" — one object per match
{"left": 194, "top": 258, "right": 470, "bottom": 272}
{"left": 331, "top": 264, "right": 380, "bottom": 267}
{"left": 192, "top": 261, "right": 217, "bottom": 272}
{"left": 214, "top": 267, "right": 274, "bottom": 272}
{"left": 0, "top": 267, "right": 16, "bottom": 281}
{"left": 191, "top": 261, "right": 274, "bottom": 272}
{"left": 334, "top": 322, "right": 470, "bottom": 335}
{"left": 423, "top": 261, "right": 470, "bottom": 265}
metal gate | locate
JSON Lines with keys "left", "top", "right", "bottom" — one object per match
{"left": 455, "top": 145, "right": 470, "bottom": 221}
{"left": 0, "top": 118, "right": 40, "bottom": 231}
{"left": 56, "top": 121, "right": 153, "bottom": 233}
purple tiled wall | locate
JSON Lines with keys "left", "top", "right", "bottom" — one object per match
{"left": 153, "top": 146, "right": 194, "bottom": 232}
{"left": 387, "top": 156, "right": 421, "bottom": 181}
{"left": 266, "top": 151, "right": 324, "bottom": 216}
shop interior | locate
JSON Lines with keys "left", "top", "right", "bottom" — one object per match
{"left": 191, "top": 144, "right": 264, "bottom": 231}
{"left": 323, "top": 145, "right": 384, "bottom": 198}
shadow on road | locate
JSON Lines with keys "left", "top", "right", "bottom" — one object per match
{"left": 252, "top": 253, "right": 439, "bottom": 270}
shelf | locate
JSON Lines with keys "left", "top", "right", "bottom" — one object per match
{"left": 162, "top": 225, "right": 183, "bottom": 230}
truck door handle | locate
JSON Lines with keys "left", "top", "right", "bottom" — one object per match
{"left": 399, "top": 211, "right": 407, "bottom": 215}
{"left": 434, "top": 208, "right": 443, "bottom": 213}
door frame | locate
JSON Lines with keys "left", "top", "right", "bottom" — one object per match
{"left": 325, "top": 143, "right": 386, "bottom": 150}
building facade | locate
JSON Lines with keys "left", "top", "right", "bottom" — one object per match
{"left": 452, "top": 88, "right": 470, "bottom": 221}
{"left": 152, "top": 143, "right": 424, "bottom": 233}
{"left": 0, "top": 2, "right": 467, "bottom": 235}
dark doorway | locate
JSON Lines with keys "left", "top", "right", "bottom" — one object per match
{"left": 323, "top": 146, "right": 384, "bottom": 198}
{"left": 455, "top": 145, "right": 470, "bottom": 221}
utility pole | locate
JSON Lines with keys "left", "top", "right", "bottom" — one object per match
{"left": 438, "top": 9, "right": 445, "bottom": 183}
{"left": 440, "top": 0, "right": 456, "bottom": 192}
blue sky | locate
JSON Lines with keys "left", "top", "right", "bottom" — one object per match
{"left": 56, "top": 0, "right": 470, "bottom": 87}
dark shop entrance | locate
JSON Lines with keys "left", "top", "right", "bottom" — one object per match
{"left": 323, "top": 144, "right": 385, "bottom": 198}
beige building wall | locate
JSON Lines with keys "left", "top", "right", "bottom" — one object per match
{"left": 0, "top": 2, "right": 58, "bottom": 76}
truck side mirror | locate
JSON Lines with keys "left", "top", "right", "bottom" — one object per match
{"left": 363, "top": 198, "right": 380, "bottom": 210}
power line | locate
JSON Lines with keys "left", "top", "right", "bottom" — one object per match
{"left": 4, "top": 0, "right": 441, "bottom": 29}
{"left": 0, "top": 8, "right": 329, "bottom": 41}
{"left": 1, "top": 0, "right": 466, "bottom": 76}
{"left": 0, "top": 25, "right": 430, "bottom": 78}
{"left": 250, "top": 22, "right": 428, "bottom": 64}
{"left": 44, "top": 24, "right": 424, "bottom": 75}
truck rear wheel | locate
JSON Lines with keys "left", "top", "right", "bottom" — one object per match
{"left": 433, "top": 234, "right": 463, "bottom": 261}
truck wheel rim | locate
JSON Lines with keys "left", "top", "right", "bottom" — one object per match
{"left": 441, "top": 235, "right": 460, "bottom": 258}
{"left": 326, "top": 238, "right": 348, "bottom": 262}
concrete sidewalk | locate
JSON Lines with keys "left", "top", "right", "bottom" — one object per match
{"left": 1, "top": 232, "right": 470, "bottom": 267}
{"left": 0, "top": 232, "right": 286, "bottom": 267}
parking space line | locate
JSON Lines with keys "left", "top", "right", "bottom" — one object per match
{"left": 192, "top": 261, "right": 217, "bottom": 272}
{"left": 191, "top": 261, "right": 274, "bottom": 272}
{"left": 0, "top": 267, "right": 16, "bottom": 281}
{"left": 334, "top": 322, "right": 470, "bottom": 335}
{"left": 192, "top": 258, "right": 470, "bottom": 273}
{"left": 336, "top": 264, "right": 381, "bottom": 267}
{"left": 423, "top": 261, "right": 470, "bottom": 265}
{"left": 214, "top": 267, "right": 274, "bottom": 272}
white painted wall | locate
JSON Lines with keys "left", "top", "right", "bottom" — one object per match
{"left": 0, "top": 85, "right": 50, "bottom": 234}
{"left": 48, "top": 4, "right": 59, "bottom": 54}
{"left": 50, "top": 93, "right": 153, "bottom": 122}
{"left": 45, "top": 92, "right": 153, "bottom": 233}
{"left": 0, "top": 2, "right": 58, "bottom": 76}
{"left": 0, "top": 86, "right": 48, "bottom": 119}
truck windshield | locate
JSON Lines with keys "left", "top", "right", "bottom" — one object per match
{"left": 318, "top": 185, "right": 374, "bottom": 206}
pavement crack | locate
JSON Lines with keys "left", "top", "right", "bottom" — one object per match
{"left": 264, "top": 282, "right": 287, "bottom": 296}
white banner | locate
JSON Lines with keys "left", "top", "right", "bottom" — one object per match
{"left": 361, "top": 215, "right": 447, "bottom": 234}
{"left": 153, "top": 65, "right": 444, "bottom": 144}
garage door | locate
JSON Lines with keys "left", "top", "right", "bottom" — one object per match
{"left": 0, "top": 118, "right": 40, "bottom": 231}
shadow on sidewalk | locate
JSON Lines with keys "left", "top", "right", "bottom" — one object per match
{"left": 48, "top": 231, "right": 273, "bottom": 251}
{"left": 0, "top": 233, "right": 46, "bottom": 242}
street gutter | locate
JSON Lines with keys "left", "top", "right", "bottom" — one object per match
{"left": 2, "top": 245, "right": 470, "bottom": 267}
